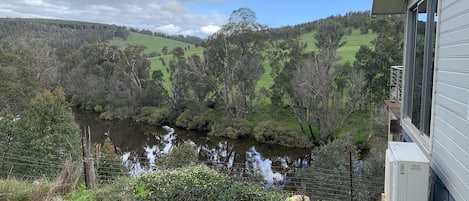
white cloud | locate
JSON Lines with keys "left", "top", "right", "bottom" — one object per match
{"left": 200, "top": 24, "right": 221, "bottom": 35}
{"left": 0, "top": 0, "right": 230, "bottom": 37}
{"left": 156, "top": 24, "right": 182, "bottom": 35}
{"left": 23, "top": 0, "right": 47, "bottom": 7}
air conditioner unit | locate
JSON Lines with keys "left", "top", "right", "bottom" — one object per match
{"left": 384, "top": 142, "right": 430, "bottom": 201}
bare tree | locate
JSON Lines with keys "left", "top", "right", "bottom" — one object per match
{"left": 290, "top": 19, "right": 352, "bottom": 143}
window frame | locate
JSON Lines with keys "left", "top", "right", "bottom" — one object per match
{"left": 403, "top": 0, "right": 437, "bottom": 138}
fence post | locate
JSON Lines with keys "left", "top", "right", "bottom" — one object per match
{"left": 349, "top": 150, "right": 353, "bottom": 201}
{"left": 87, "top": 126, "right": 96, "bottom": 188}
{"left": 81, "top": 127, "right": 89, "bottom": 188}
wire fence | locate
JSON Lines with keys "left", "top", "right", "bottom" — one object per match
{"left": 0, "top": 148, "right": 384, "bottom": 201}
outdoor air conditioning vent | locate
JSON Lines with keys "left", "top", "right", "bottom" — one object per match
{"left": 384, "top": 142, "right": 430, "bottom": 201}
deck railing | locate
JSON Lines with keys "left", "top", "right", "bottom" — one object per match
{"left": 389, "top": 66, "right": 403, "bottom": 103}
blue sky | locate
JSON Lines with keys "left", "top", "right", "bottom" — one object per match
{"left": 0, "top": 0, "right": 373, "bottom": 37}
{"left": 185, "top": 0, "right": 373, "bottom": 28}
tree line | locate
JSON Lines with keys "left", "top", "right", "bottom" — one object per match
{"left": 0, "top": 9, "right": 404, "bottom": 147}
{"left": 0, "top": 18, "right": 129, "bottom": 48}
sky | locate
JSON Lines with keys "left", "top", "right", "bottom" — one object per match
{"left": 0, "top": 0, "right": 373, "bottom": 38}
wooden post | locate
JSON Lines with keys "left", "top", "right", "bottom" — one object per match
{"left": 87, "top": 126, "right": 96, "bottom": 188}
{"left": 349, "top": 150, "right": 353, "bottom": 201}
{"left": 81, "top": 128, "right": 89, "bottom": 188}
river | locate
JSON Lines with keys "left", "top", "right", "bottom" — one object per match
{"left": 74, "top": 110, "right": 312, "bottom": 187}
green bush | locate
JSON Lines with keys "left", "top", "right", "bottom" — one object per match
{"left": 66, "top": 184, "right": 95, "bottom": 201}
{"left": 133, "top": 106, "right": 170, "bottom": 125}
{"left": 175, "top": 110, "right": 194, "bottom": 129}
{"left": 191, "top": 109, "right": 216, "bottom": 131}
{"left": 158, "top": 141, "right": 199, "bottom": 169}
{"left": 131, "top": 165, "right": 288, "bottom": 201}
{"left": 99, "top": 111, "right": 114, "bottom": 120}
{"left": 132, "top": 166, "right": 226, "bottom": 201}
{"left": 209, "top": 118, "right": 252, "bottom": 139}
{"left": 93, "top": 105, "right": 104, "bottom": 113}
{"left": 221, "top": 182, "right": 288, "bottom": 201}
{"left": 94, "top": 176, "right": 134, "bottom": 201}
{"left": 176, "top": 109, "right": 216, "bottom": 131}
{"left": 254, "top": 120, "right": 313, "bottom": 148}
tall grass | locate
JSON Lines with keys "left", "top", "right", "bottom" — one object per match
{"left": 0, "top": 159, "right": 82, "bottom": 201}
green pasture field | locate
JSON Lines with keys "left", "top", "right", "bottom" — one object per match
{"left": 111, "top": 29, "right": 375, "bottom": 91}
{"left": 300, "top": 29, "right": 376, "bottom": 63}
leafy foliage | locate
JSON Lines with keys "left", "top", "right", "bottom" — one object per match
{"left": 175, "top": 109, "right": 216, "bottom": 131}
{"left": 133, "top": 106, "right": 170, "bottom": 125}
{"left": 354, "top": 16, "right": 405, "bottom": 106}
{"left": 158, "top": 141, "right": 199, "bottom": 169}
{"left": 254, "top": 120, "right": 313, "bottom": 148}
{"left": 303, "top": 134, "right": 385, "bottom": 200}
{"left": 5, "top": 88, "right": 81, "bottom": 176}
{"left": 132, "top": 165, "right": 287, "bottom": 201}
{"left": 209, "top": 118, "right": 252, "bottom": 139}
{"left": 0, "top": 42, "right": 41, "bottom": 113}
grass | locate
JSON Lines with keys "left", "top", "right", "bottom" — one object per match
{"left": 110, "top": 32, "right": 203, "bottom": 55}
{"left": 300, "top": 29, "right": 376, "bottom": 63}
{"left": 110, "top": 29, "right": 375, "bottom": 90}
{"left": 111, "top": 32, "right": 204, "bottom": 87}
{"left": 335, "top": 109, "right": 372, "bottom": 145}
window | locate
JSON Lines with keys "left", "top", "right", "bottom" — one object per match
{"left": 404, "top": 0, "right": 437, "bottom": 136}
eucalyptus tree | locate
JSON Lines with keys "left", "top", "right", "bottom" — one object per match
{"left": 59, "top": 42, "right": 154, "bottom": 117}
{"left": 6, "top": 88, "right": 80, "bottom": 177}
{"left": 199, "top": 7, "right": 267, "bottom": 118}
{"left": 354, "top": 16, "right": 404, "bottom": 107}
{"left": 269, "top": 38, "right": 309, "bottom": 132}
{"left": 291, "top": 19, "right": 352, "bottom": 143}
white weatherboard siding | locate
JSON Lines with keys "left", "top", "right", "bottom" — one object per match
{"left": 431, "top": 0, "right": 469, "bottom": 200}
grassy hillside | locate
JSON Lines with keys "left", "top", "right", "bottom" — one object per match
{"left": 111, "top": 29, "right": 375, "bottom": 90}
{"left": 111, "top": 32, "right": 204, "bottom": 87}
{"left": 111, "top": 32, "right": 203, "bottom": 54}
{"left": 300, "top": 29, "right": 376, "bottom": 63}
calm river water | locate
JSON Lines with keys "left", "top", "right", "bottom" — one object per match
{"left": 74, "top": 109, "right": 312, "bottom": 187}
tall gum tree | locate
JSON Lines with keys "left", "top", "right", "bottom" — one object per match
{"left": 291, "top": 19, "right": 357, "bottom": 143}
{"left": 191, "top": 8, "right": 267, "bottom": 118}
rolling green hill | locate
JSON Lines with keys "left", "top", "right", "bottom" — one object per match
{"left": 110, "top": 32, "right": 204, "bottom": 87}
{"left": 111, "top": 29, "right": 376, "bottom": 90}
{"left": 300, "top": 29, "right": 376, "bottom": 63}
{"left": 111, "top": 32, "right": 203, "bottom": 55}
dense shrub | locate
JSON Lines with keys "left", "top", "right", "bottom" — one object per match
{"left": 133, "top": 106, "right": 170, "bottom": 125}
{"left": 99, "top": 111, "right": 113, "bottom": 120}
{"left": 5, "top": 88, "right": 81, "bottom": 177}
{"left": 221, "top": 182, "right": 288, "bottom": 201}
{"left": 93, "top": 176, "right": 135, "bottom": 201}
{"left": 158, "top": 141, "right": 199, "bottom": 169}
{"left": 132, "top": 165, "right": 287, "bottom": 201}
{"left": 133, "top": 166, "right": 226, "bottom": 200}
{"left": 175, "top": 110, "right": 193, "bottom": 129}
{"left": 254, "top": 120, "right": 313, "bottom": 148}
{"left": 176, "top": 109, "right": 216, "bottom": 131}
{"left": 209, "top": 118, "right": 252, "bottom": 139}
{"left": 93, "top": 105, "right": 104, "bottom": 113}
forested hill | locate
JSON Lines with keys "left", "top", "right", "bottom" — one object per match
{"left": 0, "top": 11, "right": 403, "bottom": 148}
{"left": 0, "top": 18, "right": 129, "bottom": 48}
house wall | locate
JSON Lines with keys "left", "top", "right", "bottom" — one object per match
{"left": 429, "top": 0, "right": 469, "bottom": 200}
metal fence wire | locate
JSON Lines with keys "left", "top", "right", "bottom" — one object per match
{"left": 0, "top": 149, "right": 384, "bottom": 201}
